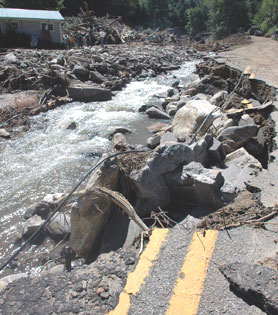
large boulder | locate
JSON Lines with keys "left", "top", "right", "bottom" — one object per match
{"left": 70, "top": 158, "right": 120, "bottom": 258}
{"left": 221, "top": 147, "right": 262, "bottom": 190}
{"left": 217, "top": 124, "right": 258, "bottom": 153}
{"left": 68, "top": 84, "right": 112, "bottom": 102}
{"left": 172, "top": 100, "right": 219, "bottom": 140}
{"left": 129, "top": 135, "right": 213, "bottom": 216}
{"left": 165, "top": 161, "right": 226, "bottom": 208}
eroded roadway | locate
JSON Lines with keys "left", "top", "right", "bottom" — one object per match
{"left": 109, "top": 37, "right": 278, "bottom": 315}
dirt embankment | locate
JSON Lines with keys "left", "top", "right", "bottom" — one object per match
{"left": 216, "top": 36, "right": 278, "bottom": 88}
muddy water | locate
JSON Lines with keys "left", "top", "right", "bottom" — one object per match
{"left": 0, "top": 61, "right": 197, "bottom": 271}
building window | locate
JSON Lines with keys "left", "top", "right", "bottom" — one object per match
{"left": 11, "top": 22, "right": 19, "bottom": 31}
{"left": 41, "top": 23, "right": 54, "bottom": 31}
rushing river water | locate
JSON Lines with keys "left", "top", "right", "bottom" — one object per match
{"left": 0, "top": 61, "right": 197, "bottom": 270}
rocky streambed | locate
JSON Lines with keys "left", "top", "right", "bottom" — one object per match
{"left": 1, "top": 45, "right": 278, "bottom": 314}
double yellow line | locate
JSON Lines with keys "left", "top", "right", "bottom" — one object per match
{"left": 109, "top": 228, "right": 218, "bottom": 315}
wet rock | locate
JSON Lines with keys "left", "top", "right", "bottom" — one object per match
{"left": 220, "top": 262, "right": 278, "bottom": 315}
{"left": 221, "top": 147, "right": 262, "bottom": 190}
{"left": 68, "top": 84, "right": 112, "bottom": 102}
{"left": 0, "top": 128, "right": 11, "bottom": 139}
{"left": 166, "top": 104, "right": 178, "bottom": 116}
{"left": 147, "top": 134, "right": 161, "bottom": 149}
{"left": 65, "top": 121, "right": 77, "bottom": 130}
{"left": 217, "top": 124, "right": 258, "bottom": 153}
{"left": 146, "top": 107, "right": 171, "bottom": 120}
{"left": 108, "top": 127, "right": 132, "bottom": 140}
{"left": 22, "top": 215, "right": 43, "bottom": 238}
{"left": 47, "top": 213, "right": 71, "bottom": 241}
{"left": 24, "top": 202, "right": 51, "bottom": 220}
{"left": 172, "top": 100, "right": 218, "bottom": 140}
{"left": 112, "top": 133, "right": 130, "bottom": 151}
{"left": 70, "top": 158, "right": 120, "bottom": 258}
{"left": 138, "top": 104, "right": 154, "bottom": 112}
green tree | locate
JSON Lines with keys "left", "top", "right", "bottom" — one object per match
{"left": 3, "top": 0, "right": 64, "bottom": 10}
{"left": 185, "top": 6, "right": 206, "bottom": 36}
{"left": 209, "top": 0, "right": 249, "bottom": 38}
{"left": 254, "top": 0, "right": 278, "bottom": 32}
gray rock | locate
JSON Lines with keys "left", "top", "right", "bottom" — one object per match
{"left": 70, "top": 158, "right": 120, "bottom": 258}
{"left": 210, "top": 90, "right": 228, "bottom": 106}
{"left": 146, "top": 107, "right": 171, "bottom": 120}
{"left": 43, "top": 193, "right": 65, "bottom": 210}
{"left": 166, "top": 104, "right": 178, "bottom": 116}
{"left": 68, "top": 85, "right": 112, "bottom": 102}
{"left": 24, "top": 202, "right": 51, "bottom": 220}
{"left": 112, "top": 133, "right": 130, "bottom": 151}
{"left": 207, "top": 137, "right": 226, "bottom": 166}
{"left": 0, "top": 128, "right": 11, "bottom": 139}
{"left": 191, "top": 93, "right": 211, "bottom": 101}
{"left": 238, "top": 114, "right": 255, "bottom": 126}
{"left": 172, "top": 100, "right": 218, "bottom": 139}
{"left": 221, "top": 147, "right": 262, "bottom": 190}
{"left": 129, "top": 135, "right": 213, "bottom": 216}
{"left": 65, "top": 121, "right": 77, "bottom": 130}
{"left": 108, "top": 127, "right": 132, "bottom": 140}
{"left": 176, "top": 100, "right": 186, "bottom": 109}
{"left": 73, "top": 65, "right": 89, "bottom": 81}
{"left": 56, "top": 55, "right": 65, "bottom": 66}
{"left": 220, "top": 262, "right": 278, "bottom": 315}
{"left": 89, "top": 70, "right": 106, "bottom": 83}
{"left": 0, "top": 273, "right": 28, "bottom": 284}
{"left": 166, "top": 161, "right": 225, "bottom": 208}
{"left": 47, "top": 213, "right": 71, "bottom": 241}
{"left": 49, "top": 264, "right": 65, "bottom": 275}
{"left": 160, "top": 132, "right": 177, "bottom": 144}
{"left": 146, "top": 122, "right": 171, "bottom": 134}
{"left": 22, "top": 215, "right": 43, "bottom": 238}
{"left": 147, "top": 134, "right": 161, "bottom": 149}
{"left": 217, "top": 124, "right": 258, "bottom": 153}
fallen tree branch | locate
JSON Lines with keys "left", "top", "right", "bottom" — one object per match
{"left": 94, "top": 186, "right": 150, "bottom": 233}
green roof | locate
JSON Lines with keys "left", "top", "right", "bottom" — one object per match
{"left": 0, "top": 8, "right": 64, "bottom": 21}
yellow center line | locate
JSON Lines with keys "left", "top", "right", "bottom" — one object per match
{"left": 109, "top": 228, "right": 169, "bottom": 315}
{"left": 166, "top": 230, "right": 218, "bottom": 315}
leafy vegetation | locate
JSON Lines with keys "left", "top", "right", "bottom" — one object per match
{"left": 2, "top": 0, "right": 278, "bottom": 39}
